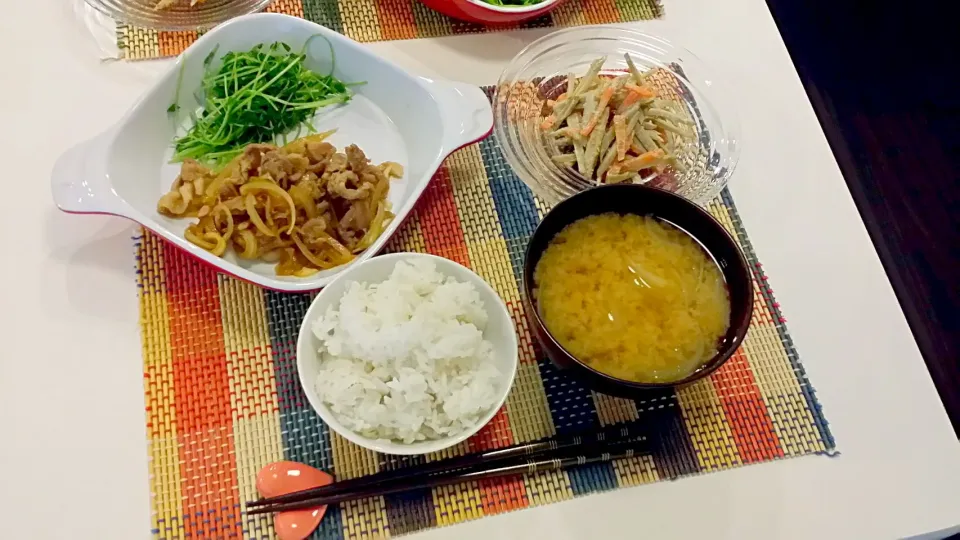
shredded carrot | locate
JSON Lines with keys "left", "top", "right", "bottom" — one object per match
{"left": 620, "top": 149, "right": 665, "bottom": 172}
{"left": 540, "top": 115, "right": 556, "bottom": 131}
{"left": 625, "top": 84, "right": 656, "bottom": 99}
{"left": 580, "top": 86, "right": 614, "bottom": 136}
{"left": 622, "top": 84, "right": 655, "bottom": 107}
{"left": 622, "top": 92, "right": 641, "bottom": 108}
{"left": 546, "top": 99, "right": 556, "bottom": 108}
{"left": 555, "top": 92, "right": 567, "bottom": 103}
{"left": 630, "top": 140, "right": 645, "bottom": 154}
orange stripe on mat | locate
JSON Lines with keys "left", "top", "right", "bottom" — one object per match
{"left": 711, "top": 349, "right": 784, "bottom": 463}
{"left": 418, "top": 167, "right": 471, "bottom": 266}
{"left": 266, "top": 0, "right": 304, "bottom": 17}
{"left": 163, "top": 243, "right": 240, "bottom": 536}
{"left": 478, "top": 476, "right": 529, "bottom": 515}
{"left": 178, "top": 430, "right": 241, "bottom": 538}
{"left": 376, "top": 0, "right": 418, "bottom": 40}
{"left": 157, "top": 30, "right": 196, "bottom": 58}
{"left": 163, "top": 244, "right": 225, "bottom": 360}
{"left": 581, "top": 0, "right": 621, "bottom": 24}
{"left": 467, "top": 406, "right": 514, "bottom": 452}
{"left": 508, "top": 299, "right": 541, "bottom": 365}
{"left": 470, "top": 406, "right": 528, "bottom": 514}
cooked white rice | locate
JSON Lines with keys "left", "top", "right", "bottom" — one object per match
{"left": 312, "top": 259, "right": 501, "bottom": 444}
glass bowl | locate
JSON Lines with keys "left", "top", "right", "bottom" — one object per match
{"left": 86, "top": 0, "right": 273, "bottom": 31}
{"left": 493, "top": 27, "right": 740, "bottom": 206}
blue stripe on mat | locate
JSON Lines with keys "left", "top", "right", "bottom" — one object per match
{"left": 262, "top": 290, "right": 344, "bottom": 539}
{"left": 476, "top": 136, "right": 539, "bottom": 241}
{"left": 536, "top": 358, "right": 599, "bottom": 436}
{"left": 567, "top": 462, "right": 618, "bottom": 496}
{"left": 635, "top": 389, "right": 701, "bottom": 478}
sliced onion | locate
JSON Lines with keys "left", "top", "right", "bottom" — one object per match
{"left": 265, "top": 196, "right": 275, "bottom": 229}
{"left": 292, "top": 231, "right": 337, "bottom": 270}
{"left": 184, "top": 227, "right": 226, "bottom": 256}
{"left": 214, "top": 203, "right": 234, "bottom": 241}
{"left": 240, "top": 180, "right": 297, "bottom": 235}
{"left": 204, "top": 177, "right": 226, "bottom": 205}
{"left": 204, "top": 232, "right": 227, "bottom": 257}
{"left": 289, "top": 183, "right": 318, "bottom": 218}
{"left": 184, "top": 227, "right": 216, "bottom": 250}
{"left": 245, "top": 194, "right": 276, "bottom": 237}
{"left": 323, "top": 235, "right": 355, "bottom": 264}
{"left": 353, "top": 201, "right": 392, "bottom": 253}
{"left": 234, "top": 229, "right": 258, "bottom": 259}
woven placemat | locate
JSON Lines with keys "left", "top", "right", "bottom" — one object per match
{"left": 136, "top": 87, "right": 834, "bottom": 539}
{"left": 117, "top": 0, "right": 663, "bottom": 60}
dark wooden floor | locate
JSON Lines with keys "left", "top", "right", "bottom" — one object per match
{"left": 763, "top": 0, "right": 960, "bottom": 434}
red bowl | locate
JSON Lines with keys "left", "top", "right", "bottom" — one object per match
{"left": 418, "top": 0, "right": 565, "bottom": 25}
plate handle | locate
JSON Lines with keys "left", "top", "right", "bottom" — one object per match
{"left": 51, "top": 129, "right": 128, "bottom": 216}
{"left": 426, "top": 78, "right": 494, "bottom": 153}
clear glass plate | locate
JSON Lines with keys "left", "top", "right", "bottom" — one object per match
{"left": 86, "top": 0, "right": 273, "bottom": 31}
{"left": 494, "top": 27, "right": 741, "bottom": 206}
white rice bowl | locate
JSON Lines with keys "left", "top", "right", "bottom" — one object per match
{"left": 304, "top": 256, "right": 516, "bottom": 450}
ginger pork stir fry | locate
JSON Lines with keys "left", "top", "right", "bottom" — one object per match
{"left": 158, "top": 132, "right": 403, "bottom": 277}
{"left": 540, "top": 54, "right": 696, "bottom": 185}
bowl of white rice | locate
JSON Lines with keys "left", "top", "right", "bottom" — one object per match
{"left": 296, "top": 253, "right": 519, "bottom": 455}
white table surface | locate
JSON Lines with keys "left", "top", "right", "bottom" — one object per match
{"left": 3, "top": 0, "right": 960, "bottom": 537}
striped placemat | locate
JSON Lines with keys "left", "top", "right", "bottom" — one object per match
{"left": 136, "top": 88, "right": 834, "bottom": 539}
{"left": 117, "top": 0, "right": 663, "bottom": 59}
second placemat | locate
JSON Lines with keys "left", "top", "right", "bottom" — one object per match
{"left": 117, "top": 0, "right": 663, "bottom": 59}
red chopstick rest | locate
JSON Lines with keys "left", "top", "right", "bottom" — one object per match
{"left": 256, "top": 461, "right": 334, "bottom": 540}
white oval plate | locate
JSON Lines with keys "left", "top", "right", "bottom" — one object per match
{"left": 51, "top": 13, "right": 493, "bottom": 292}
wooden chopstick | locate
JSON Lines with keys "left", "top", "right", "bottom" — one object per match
{"left": 246, "top": 437, "right": 647, "bottom": 515}
{"left": 247, "top": 423, "right": 645, "bottom": 509}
